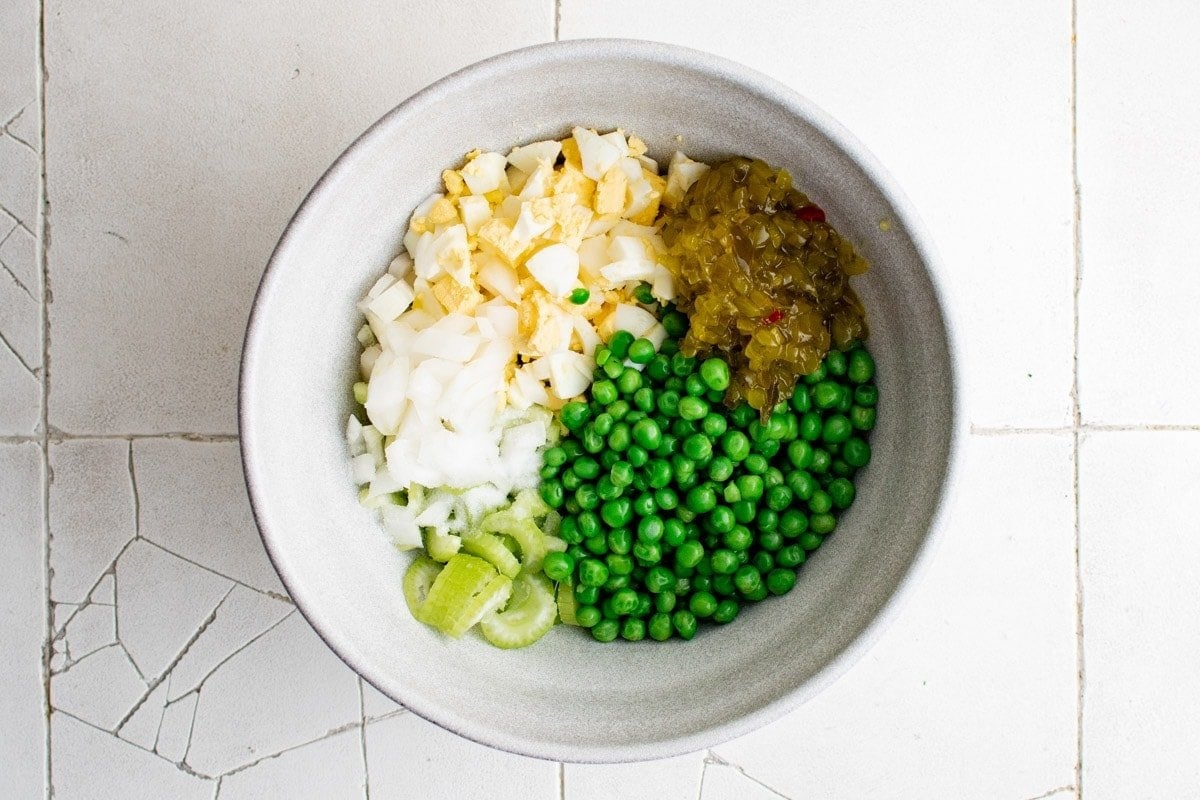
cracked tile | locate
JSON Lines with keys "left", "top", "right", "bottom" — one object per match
{"left": 185, "top": 613, "right": 360, "bottom": 776}
{"left": 118, "top": 679, "right": 170, "bottom": 751}
{"left": 135, "top": 439, "right": 285, "bottom": 595}
{"left": 45, "top": 0, "right": 552, "bottom": 434}
{"left": 1080, "top": 432, "right": 1200, "bottom": 798}
{"left": 49, "top": 440, "right": 136, "bottom": 604}
{"left": 52, "top": 645, "right": 147, "bottom": 731}
{"left": 0, "top": 343, "right": 40, "bottom": 435}
{"left": 713, "top": 435, "right": 1077, "bottom": 799}
{"left": 165, "top": 585, "right": 292, "bottom": 703}
{"left": 0, "top": 441, "right": 45, "bottom": 798}
{"left": 93, "top": 573, "right": 116, "bottom": 605}
{"left": 218, "top": 727, "right": 364, "bottom": 799}
{"left": 566, "top": 751, "right": 705, "bottom": 800}
{"left": 0, "top": 0, "right": 37, "bottom": 126}
{"left": 53, "top": 602, "right": 80, "bottom": 635}
{"left": 53, "top": 711, "right": 213, "bottom": 800}
{"left": 0, "top": 223, "right": 37, "bottom": 301}
{"left": 5, "top": 105, "right": 37, "bottom": 150}
{"left": 116, "top": 539, "right": 233, "bottom": 680}
{"left": 0, "top": 129, "right": 37, "bottom": 231}
{"left": 360, "top": 679, "right": 403, "bottom": 721}
{"left": 700, "top": 764, "right": 786, "bottom": 800}
{"left": 0, "top": 236, "right": 41, "bottom": 369}
{"left": 365, "top": 713, "right": 558, "bottom": 798}
{"left": 63, "top": 601, "right": 117, "bottom": 662}
{"left": 156, "top": 692, "right": 199, "bottom": 763}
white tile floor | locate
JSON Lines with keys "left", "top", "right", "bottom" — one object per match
{"left": 2, "top": 2, "right": 1198, "bottom": 798}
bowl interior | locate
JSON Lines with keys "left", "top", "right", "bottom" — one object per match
{"left": 241, "top": 40, "right": 955, "bottom": 762}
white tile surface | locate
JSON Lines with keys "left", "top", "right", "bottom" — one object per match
{"left": 1077, "top": 4, "right": 1200, "bottom": 425}
{"left": 117, "top": 680, "right": 169, "bottom": 751}
{"left": 49, "top": 440, "right": 136, "bottom": 604}
{"left": 566, "top": 751, "right": 705, "bottom": 800}
{"left": 0, "top": 442, "right": 46, "bottom": 799}
{"left": 365, "top": 712, "right": 559, "bottom": 798}
{"left": 561, "top": 0, "right": 1076, "bottom": 428}
{"left": 133, "top": 439, "right": 284, "bottom": 595}
{"left": 1080, "top": 431, "right": 1200, "bottom": 798}
{"left": 185, "top": 612, "right": 360, "bottom": 776}
{"left": 713, "top": 434, "right": 1078, "bottom": 799}
{"left": 701, "top": 763, "right": 788, "bottom": 800}
{"left": 218, "top": 728, "right": 365, "bottom": 800}
{"left": 51, "top": 645, "right": 147, "bottom": 731}
{"left": 44, "top": 0, "right": 552, "bottom": 434}
{"left": 360, "top": 678, "right": 404, "bottom": 721}
{"left": 154, "top": 692, "right": 198, "bottom": 763}
{"left": 52, "top": 711, "right": 214, "bottom": 800}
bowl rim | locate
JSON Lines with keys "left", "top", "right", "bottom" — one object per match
{"left": 240, "top": 36, "right": 965, "bottom": 764}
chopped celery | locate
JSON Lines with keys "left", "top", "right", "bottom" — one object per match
{"left": 353, "top": 381, "right": 369, "bottom": 405}
{"left": 479, "top": 573, "right": 556, "bottom": 649}
{"left": 402, "top": 555, "right": 443, "bottom": 625}
{"left": 356, "top": 323, "right": 377, "bottom": 347}
{"left": 481, "top": 512, "right": 546, "bottom": 575}
{"left": 443, "top": 573, "right": 512, "bottom": 637}
{"left": 462, "top": 533, "right": 521, "bottom": 578}
{"left": 556, "top": 581, "right": 579, "bottom": 626}
{"left": 423, "top": 528, "right": 462, "bottom": 562}
{"left": 420, "top": 554, "right": 498, "bottom": 634}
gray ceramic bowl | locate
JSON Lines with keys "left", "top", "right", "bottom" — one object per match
{"left": 240, "top": 39, "right": 960, "bottom": 763}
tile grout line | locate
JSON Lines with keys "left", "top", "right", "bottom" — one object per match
{"left": 37, "top": 0, "right": 52, "bottom": 792}
{"left": 553, "top": 0, "right": 561, "bottom": 40}
{"left": 1069, "top": 0, "right": 1085, "bottom": 797}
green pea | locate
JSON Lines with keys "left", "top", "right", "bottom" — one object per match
{"left": 632, "top": 492, "right": 657, "bottom": 517}
{"left": 748, "top": 420, "right": 769, "bottom": 444}
{"left": 779, "top": 510, "right": 809, "bottom": 537}
{"left": 600, "top": 498, "right": 633, "bottom": 528}
{"left": 744, "top": 455, "right": 768, "bottom": 475}
{"left": 638, "top": 515, "right": 665, "bottom": 543}
{"left": 689, "top": 591, "right": 718, "bottom": 618}
{"left": 734, "top": 565, "right": 763, "bottom": 595}
{"left": 698, "top": 357, "right": 731, "bottom": 391}
{"left": 723, "top": 483, "right": 741, "bottom": 504}
{"left": 606, "top": 528, "right": 631, "bottom": 555}
{"left": 639, "top": 458, "right": 667, "bottom": 489}
{"left": 603, "top": 357, "right": 626, "bottom": 380}
{"left": 616, "top": 367, "right": 642, "bottom": 395}
{"left": 809, "top": 489, "right": 833, "bottom": 515}
{"left": 618, "top": 617, "right": 645, "bottom": 641}
{"left": 633, "top": 281, "right": 656, "bottom": 305}
{"left": 676, "top": 471, "right": 699, "bottom": 491}
{"left": 685, "top": 484, "right": 717, "bottom": 514}
{"left": 655, "top": 590, "right": 677, "bottom": 613}
{"left": 591, "top": 380, "right": 618, "bottom": 406}
{"left": 564, "top": 498, "right": 581, "bottom": 515}
{"left": 643, "top": 566, "right": 675, "bottom": 593}
{"left": 575, "top": 585, "right": 601, "bottom": 606}
{"left": 847, "top": 349, "right": 876, "bottom": 383}
{"left": 676, "top": 540, "right": 705, "bottom": 568}
{"left": 731, "top": 501, "right": 756, "bottom": 525}
{"left": 684, "top": 374, "right": 707, "bottom": 397}
{"left": 543, "top": 552, "right": 574, "bottom": 582}
{"left": 655, "top": 390, "right": 680, "bottom": 418}
{"left": 655, "top": 487, "right": 679, "bottom": 511}
{"left": 787, "top": 440, "right": 814, "bottom": 470}
{"left": 713, "top": 599, "right": 740, "bottom": 624}
{"left": 544, "top": 446, "right": 567, "bottom": 468}
{"left": 628, "top": 338, "right": 656, "bottom": 365}
{"left": 678, "top": 396, "right": 707, "bottom": 421}
{"left": 672, "top": 609, "right": 698, "bottom": 640}
{"left": 575, "top": 484, "right": 600, "bottom": 510}
{"left": 776, "top": 544, "right": 806, "bottom": 568}
{"left": 825, "top": 349, "right": 847, "bottom": 376}
{"left": 608, "top": 331, "right": 635, "bottom": 359}
{"left": 708, "top": 506, "right": 736, "bottom": 534}
{"left": 655, "top": 434, "right": 678, "bottom": 458}
{"left": 811, "top": 513, "right": 837, "bottom": 535}
{"left": 723, "top": 525, "right": 753, "bottom": 551}
{"left": 594, "top": 346, "right": 611, "bottom": 368}
{"left": 578, "top": 558, "right": 609, "bottom": 587}
{"left": 591, "top": 619, "right": 620, "bottom": 642}
{"left": 607, "top": 399, "right": 630, "bottom": 420}
{"left": 626, "top": 418, "right": 660, "bottom": 451}
{"left": 577, "top": 511, "right": 600, "bottom": 539}
{"left": 606, "top": 423, "right": 631, "bottom": 452}
{"left": 648, "top": 612, "right": 673, "bottom": 640}
{"left": 560, "top": 401, "right": 592, "bottom": 431}
{"left": 767, "top": 413, "right": 790, "bottom": 440}
{"left": 662, "top": 310, "right": 689, "bottom": 338}
{"left": 701, "top": 414, "right": 727, "bottom": 439}
{"left": 670, "top": 352, "right": 695, "bottom": 377}
{"left": 759, "top": 530, "right": 785, "bottom": 552}
{"left": 766, "top": 484, "right": 793, "bottom": 511}
{"left": 625, "top": 445, "right": 649, "bottom": 468}
{"left": 764, "top": 467, "right": 785, "bottom": 488}
{"left": 663, "top": 519, "right": 687, "bottom": 547}
{"left": 850, "top": 406, "right": 877, "bottom": 432}
{"left": 606, "top": 553, "right": 634, "bottom": 577}
{"left": 712, "top": 574, "right": 736, "bottom": 596}
{"left": 722, "top": 431, "right": 751, "bottom": 461}
{"left": 672, "top": 418, "right": 697, "bottom": 439}
{"left": 751, "top": 551, "right": 774, "bottom": 573}
{"left": 692, "top": 574, "right": 712, "bottom": 593}
{"left": 736, "top": 475, "right": 764, "bottom": 501}
{"left": 682, "top": 434, "right": 712, "bottom": 461}
{"left": 809, "top": 449, "right": 832, "bottom": 474}
{"left": 575, "top": 605, "right": 602, "bottom": 628}
{"left": 633, "top": 540, "right": 662, "bottom": 564}
{"left": 766, "top": 568, "right": 797, "bottom": 596}
{"left": 609, "top": 587, "right": 638, "bottom": 615}
{"left": 854, "top": 385, "right": 878, "bottom": 407}
{"left": 827, "top": 479, "right": 855, "bottom": 511}
{"left": 707, "top": 456, "right": 734, "bottom": 482}
{"left": 710, "top": 549, "right": 738, "bottom": 574}
{"left": 664, "top": 375, "right": 685, "bottom": 393}
{"left": 755, "top": 508, "right": 779, "bottom": 533}
{"left": 634, "top": 593, "right": 653, "bottom": 619}
{"left": 804, "top": 363, "right": 828, "bottom": 385}
{"left": 800, "top": 532, "right": 824, "bottom": 552}
{"left": 559, "top": 516, "right": 581, "bottom": 545}
{"left": 646, "top": 354, "right": 672, "bottom": 383}
{"left": 569, "top": 287, "right": 591, "bottom": 305}
{"left": 572, "top": 456, "right": 599, "bottom": 480}
{"left": 800, "top": 412, "right": 822, "bottom": 441}
{"left": 538, "top": 477, "right": 564, "bottom": 509}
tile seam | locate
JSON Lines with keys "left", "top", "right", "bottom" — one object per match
{"left": 1069, "top": 0, "right": 1085, "bottom": 796}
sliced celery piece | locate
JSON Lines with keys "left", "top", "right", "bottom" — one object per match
{"left": 420, "top": 554, "right": 497, "bottom": 634}
{"left": 402, "top": 555, "right": 443, "bottom": 625}
{"left": 479, "top": 573, "right": 556, "bottom": 649}
{"left": 556, "top": 581, "right": 578, "bottom": 626}
{"left": 462, "top": 532, "right": 521, "bottom": 578}
{"left": 423, "top": 528, "right": 461, "bottom": 562}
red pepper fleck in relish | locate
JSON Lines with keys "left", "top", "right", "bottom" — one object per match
{"left": 795, "top": 205, "right": 826, "bottom": 223}
{"left": 763, "top": 309, "right": 785, "bottom": 325}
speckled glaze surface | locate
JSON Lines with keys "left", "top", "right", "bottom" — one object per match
{"left": 239, "top": 39, "right": 961, "bottom": 763}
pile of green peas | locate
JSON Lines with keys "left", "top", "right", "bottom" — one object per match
{"left": 537, "top": 312, "right": 878, "bottom": 643}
